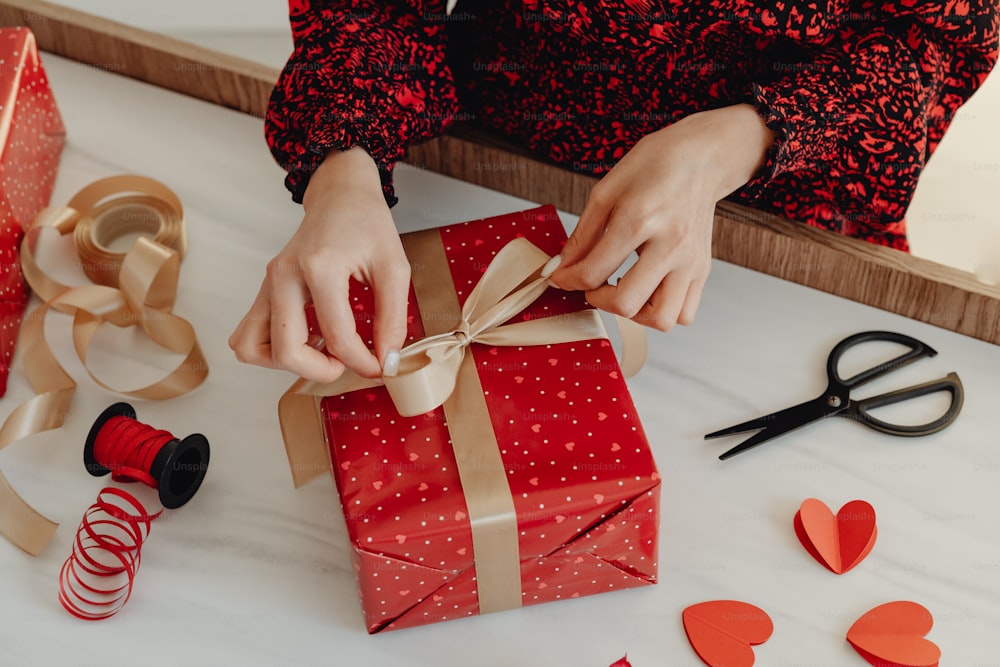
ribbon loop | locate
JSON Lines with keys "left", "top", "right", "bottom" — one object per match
{"left": 27, "top": 205, "right": 80, "bottom": 235}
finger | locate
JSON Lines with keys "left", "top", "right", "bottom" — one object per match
{"left": 549, "top": 183, "right": 618, "bottom": 290}
{"left": 308, "top": 272, "right": 382, "bottom": 379}
{"left": 555, "top": 207, "right": 644, "bottom": 292}
{"left": 371, "top": 258, "right": 411, "bottom": 372}
{"left": 579, "top": 247, "right": 672, "bottom": 319}
{"left": 677, "top": 270, "right": 708, "bottom": 326}
{"left": 268, "top": 271, "right": 347, "bottom": 382}
{"left": 559, "top": 181, "right": 616, "bottom": 267}
{"left": 229, "top": 287, "right": 277, "bottom": 368}
{"left": 633, "top": 270, "right": 693, "bottom": 332}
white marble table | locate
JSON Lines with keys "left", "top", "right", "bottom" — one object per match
{"left": 1, "top": 54, "right": 999, "bottom": 666}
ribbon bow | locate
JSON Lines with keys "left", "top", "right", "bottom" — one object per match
{"left": 280, "top": 236, "right": 645, "bottom": 486}
{"left": 293, "top": 237, "right": 639, "bottom": 418}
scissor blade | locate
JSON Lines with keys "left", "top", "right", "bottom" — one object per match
{"left": 705, "top": 415, "right": 779, "bottom": 439}
{"left": 705, "top": 397, "right": 825, "bottom": 439}
{"left": 714, "top": 398, "right": 832, "bottom": 460}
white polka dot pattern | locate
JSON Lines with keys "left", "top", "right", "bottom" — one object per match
{"left": 320, "top": 206, "right": 660, "bottom": 633}
{"left": 0, "top": 29, "right": 66, "bottom": 396}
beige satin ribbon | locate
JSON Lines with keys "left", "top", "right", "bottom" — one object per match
{"left": 279, "top": 232, "right": 645, "bottom": 614}
{"left": 0, "top": 175, "right": 207, "bottom": 556}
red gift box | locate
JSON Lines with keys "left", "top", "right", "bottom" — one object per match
{"left": 281, "top": 206, "right": 659, "bottom": 633}
{"left": 0, "top": 28, "right": 65, "bottom": 395}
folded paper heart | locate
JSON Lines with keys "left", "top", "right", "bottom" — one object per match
{"left": 847, "top": 601, "right": 940, "bottom": 666}
{"left": 682, "top": 600, "right": 773, "bottom": 667}
{"left": 794, "top": 498, "right": 877, "bottom": 574}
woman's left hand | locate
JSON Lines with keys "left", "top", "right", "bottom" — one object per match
{"left": 548, "top": 103, "right": 774, "bottom": 330}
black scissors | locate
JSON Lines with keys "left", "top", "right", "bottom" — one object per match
{"left": 706, "top": 331, "right": 964, "bottom": 460}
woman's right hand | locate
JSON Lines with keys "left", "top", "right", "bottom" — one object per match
{"left": 229, "top": 147, "right": 410, "bottom": 383}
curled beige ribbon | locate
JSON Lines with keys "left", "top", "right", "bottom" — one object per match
{"left": 279, "top": 233, "right": 645, "bottom": 614}
{"left": 0, "top": 175, "right": 208, "bottom": 556}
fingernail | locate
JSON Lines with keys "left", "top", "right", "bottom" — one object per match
{"left": 540, "top": 255, "right": 562, "bottom": 278}
{"left": 382, "top": 349, "right": 400, "bottom": 377}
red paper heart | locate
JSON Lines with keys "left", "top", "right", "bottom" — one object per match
{"left": 847, "top": 601, "right": 940, "bottom": 666}
{"left": 794, "top": 498, "right": 877, "bottom": 574}
{"left": 683, "top": 600, "right": 773, "bottom": 667}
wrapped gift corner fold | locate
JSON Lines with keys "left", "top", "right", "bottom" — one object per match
{"left": 279, "top": 206, "right": 660, "bottom": 632}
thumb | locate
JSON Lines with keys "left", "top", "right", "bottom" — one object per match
{"left": 371, "top": 260, "right": 411, "bottom": 376}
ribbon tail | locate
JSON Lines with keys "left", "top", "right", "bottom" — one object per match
{"left": 0, "top": 301, "right": 76, "bottom": 553}
{"left": 614, "top": 316, "right": 647, "bottom": 379}
{"left": 278, "top": 383, "right": 329, "bottom": 488}
{"left": 0, "top": 471, "right": 59, "bottom": 556}
{"left": 0, "top": 353, "right": 76, "bottom": 555}
{"left": 280, "top": 371, "right": 383, "bottom": 487}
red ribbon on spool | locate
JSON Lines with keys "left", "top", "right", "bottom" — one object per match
{"left": 58, "top": 487, "right": 160, "bottom": 620}
{"left": 83, "top": 403, "right": 209, "bottom": 509}
{"left": 84, "top": 403, "right": 210, "bottom": 509}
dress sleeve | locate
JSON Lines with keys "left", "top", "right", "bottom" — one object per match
{"left": 265, "top": 0, "right": 459, "bottom": 206}
{"left": 734, "top": 0, "right": 999, "bottom": 247}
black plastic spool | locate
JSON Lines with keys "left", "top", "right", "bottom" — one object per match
{"left": 84, "top": 402, "right": 210, "bottom": 509}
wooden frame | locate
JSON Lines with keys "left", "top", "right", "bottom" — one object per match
{"left": 4, "top": 0, "right": 1000, "bottom": 345}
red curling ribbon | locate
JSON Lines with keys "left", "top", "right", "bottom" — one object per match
{"left": 58, "top": 487, "right": 161, "bottom": 620}
{"left": 93, "top": 416, "right": 175, "bottom": 488}
{"left": 85, "top": 402, "right": 211, "bottom": 509}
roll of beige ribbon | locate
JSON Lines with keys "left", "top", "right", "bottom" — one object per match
{"left": 0, "top": 175, "right": 207, "bottom": 557}
{"left": 73, "top": 193, "right": 185, "bottom": 287}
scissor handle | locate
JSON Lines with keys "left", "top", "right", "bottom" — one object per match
{"left": 827, "top": 331, "right": 937, "bottom": 390}
{"left": 848, "top": 372, "right": 964, "bottom": 436}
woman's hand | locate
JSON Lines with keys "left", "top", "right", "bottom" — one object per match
{"left": 229, "top": 147, "right": 409, "bottom": 382}
{"left": 548, "top": 104, "right": 774, "bottom": 330}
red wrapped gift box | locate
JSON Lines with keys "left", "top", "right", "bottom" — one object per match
{"left": 0, "top": 28, "right": 65, "bottom": 395}
{"left": 283, "top": 206, "right": 659, "bottom": 633}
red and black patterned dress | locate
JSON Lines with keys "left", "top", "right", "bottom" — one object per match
{"left": 266, "top": 0, "right": 998, "bottom": 250}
